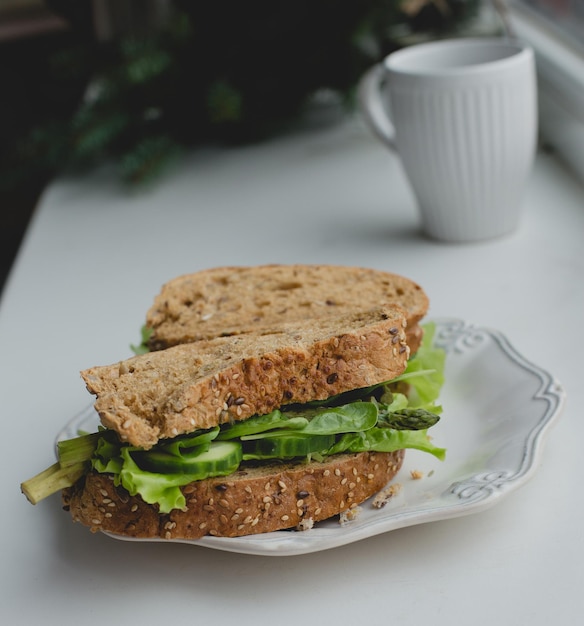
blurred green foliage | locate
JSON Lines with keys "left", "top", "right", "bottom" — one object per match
{"left": 1, "top": 0, "right": 480, "bottom": 188}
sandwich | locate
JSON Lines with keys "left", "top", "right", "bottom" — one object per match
{"left": 21, "top": 265, "right": 446, "bottom": 540}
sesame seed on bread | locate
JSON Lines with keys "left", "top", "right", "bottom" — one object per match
{"left": 81, "top": 307, "right": 410, "bottom": 449}
{"left": 145, "top": 265, "right": 428, "bottom": 354}
{"left": 63, "top": 450, "right": 405, "bottom": 539}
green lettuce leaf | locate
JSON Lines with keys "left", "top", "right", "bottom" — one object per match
{"left": 401, "top": 322, "right": 445, "bottom": 412}
{"left": 117, "top": 447, "right": 195, "bottom": 513}
{"left": 112, "top": 444, "right": 242, "bottom": 514}
{"left": 326, "top": 427, "right": 446, "bottom": 460}
{"left": 240, "top": 402, "right": 378, "bottom": 441}
{"left": 130, "top": 325, "right": 153, "bottom": 355}
{"left": 216, "top": 410, "right": 309, "bottom": 440}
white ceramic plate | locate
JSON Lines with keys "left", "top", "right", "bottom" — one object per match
{"left": 58, "top": 319, "right": 565, "bottom": 556}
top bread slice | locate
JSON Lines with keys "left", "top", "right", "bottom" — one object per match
{"left": 145, "top": 265, "right": 428, "bottom": 353}
{"left": 81, "top": 307, "right": 410, "bottom": 449}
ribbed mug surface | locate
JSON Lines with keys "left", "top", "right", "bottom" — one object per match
{"left": 361, "top": 39, "right": 537, "bottom": 242}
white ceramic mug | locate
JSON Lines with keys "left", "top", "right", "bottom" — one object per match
{"left": 359, "top": 38, "right": 537, "bottom": 242}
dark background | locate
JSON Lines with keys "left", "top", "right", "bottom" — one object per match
{"left": 0, "top": 2, "right": 85, "bottom": 295}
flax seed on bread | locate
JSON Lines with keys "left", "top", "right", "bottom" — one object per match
{"left": 145, "top": 265, "right": 428, "bottom": 353}
{"left": 81, "top": 307, "right": 410, "bottom": 449}
{"left": 63, "top": 450, "right": 405, "bottom": 539}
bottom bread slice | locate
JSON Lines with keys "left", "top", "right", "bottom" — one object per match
{"left": 63, "top": 450, "right": 405, "bottom": 539}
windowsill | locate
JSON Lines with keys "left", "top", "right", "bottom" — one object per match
{"left": 509, "top": 3, "right": 584, "bottom": 184}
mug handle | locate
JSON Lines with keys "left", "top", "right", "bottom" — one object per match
{"left": 358, "top": 63, "right": 397, "bottom": 150}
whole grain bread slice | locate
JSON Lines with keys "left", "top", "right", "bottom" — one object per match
{"left": 145, "top": 265, "right": 428, "bottom": 353}
{"left": 81, "top": 307, "right": 410, "bottom": 449}
{"left": 63, "top": 449, "right": 405, "bottom": 539}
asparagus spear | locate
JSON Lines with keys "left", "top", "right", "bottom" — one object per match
{"left": 21, "top": 432, "right": 100, "bottom": 504}
{"left": 382, "top": 408, "right": 440, "bottom": 431}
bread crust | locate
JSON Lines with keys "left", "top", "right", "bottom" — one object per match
{"left": 62, "top": 450, "right": 405, "bottom": 539}
{"left": 81, "top": 307, "right": 410, "bottom": 449}
{"left": 145, "top": 265, "right": 428, "bottom": 353}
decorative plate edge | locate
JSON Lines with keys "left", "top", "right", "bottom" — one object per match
{"left": 434, "top": 318, "right": 565, "bottom": 506}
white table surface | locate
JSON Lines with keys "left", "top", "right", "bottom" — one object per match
{"left": 1, "top": 114, "right": 583, "bottom": 624}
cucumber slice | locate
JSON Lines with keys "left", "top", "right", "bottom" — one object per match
{"left": 242, "top": 433, "right": 335, "bottom": 460}
{"left": 133, "top": 441, "right": 242, "bottom": 477}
